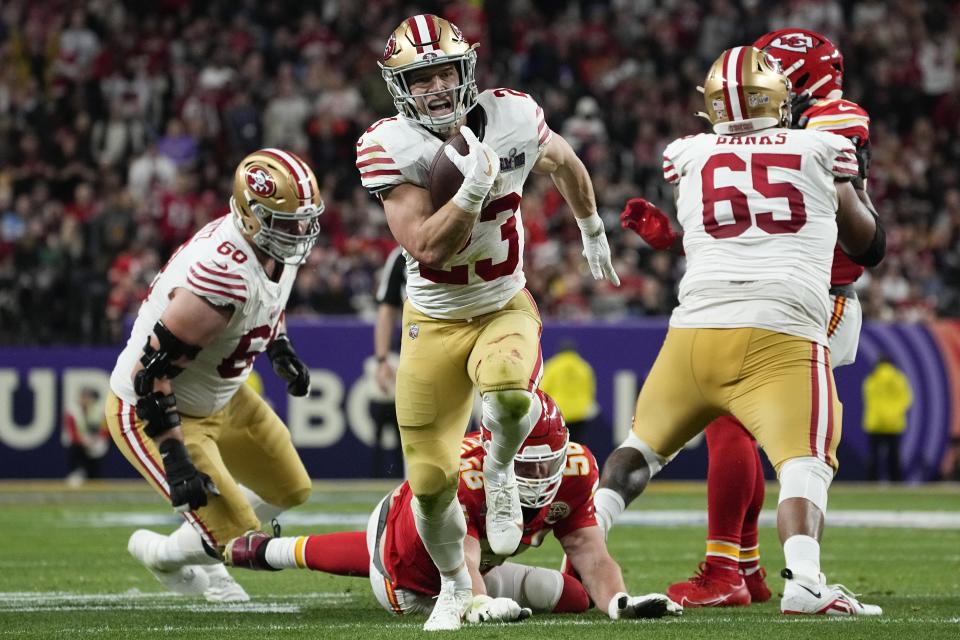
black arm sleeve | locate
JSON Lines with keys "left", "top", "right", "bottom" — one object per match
{"left": 848, "top": 217, "right": 886, "bottom": 267}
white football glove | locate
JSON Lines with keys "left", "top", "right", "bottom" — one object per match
{"left": 445, "top": 125, "right": 500, "bottom": 214}
{"left": 577, "top": 213, "right": 621, "bottom": 286}
{"left": 465, "top": 594, "right": 532, "bottom": 624}
{"left": 608, "top": 592, "right": 683, "bottom": 620}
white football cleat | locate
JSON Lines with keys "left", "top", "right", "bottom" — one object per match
{"left": 483, "top": 460, "right": 523, "bottom": 556}
{"left": 200, "top": 563, "right": 250, "bottom": 603}
{"left": 423, "top": 580, "right": 472, "bottom": 631}
{"left": 128, "top": 529, "right": 209, "bottom": 596}
{"left": 780, "top": 570, "right": 882, "bottom": 616}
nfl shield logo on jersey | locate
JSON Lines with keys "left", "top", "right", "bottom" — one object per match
{"left": 408, "top": 323, "right": 420, "bottom": 340}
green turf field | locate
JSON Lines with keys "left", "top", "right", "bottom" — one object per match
{"left": 1, "top": 481, "right": 957, "bottom": 639}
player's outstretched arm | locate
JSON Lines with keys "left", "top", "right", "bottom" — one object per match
{"left": 560, "top": 526, "right": 681, "bottom": 619}
{"left": 560, "top": 525, "right": 626, "bottom": 613}
{"left": 463, "top": 535, "right": 531, "bottom": 623}
{"left": 620, "top": 197, "right": 684, "bottom": 254}
{"left": 836, "top": 179, "right": 885, "bottom": 267}
{"left": 534, "top": 133, "right": 620, "bottom": 285}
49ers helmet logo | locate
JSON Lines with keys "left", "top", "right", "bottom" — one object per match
{"left": 382, "top": 33, "right": 397, "bottom": 61}
{"left": 771, "top": 33, "right": 815, "bottom": 53}
{"left": 245, "top": 166, "right": 276, "bottom": 197}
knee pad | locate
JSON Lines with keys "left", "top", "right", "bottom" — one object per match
{"left": 777, "top": 456, "right": 834, "bottom": 513}
{"left": 476, "top": 351, "right": 528, "bottom": 392}
{"left": 483, "top": 563, "right": 565, "bottom": 613}
{"left": 408, "top": 461, "right": 458, "bottom": 509}
{"left": 482, "top": 389, "right": 537, "bottom": 426}
{"left": 403, "top": 436, "right": 459, "bottom": 501}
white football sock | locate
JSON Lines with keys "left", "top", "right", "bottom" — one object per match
{"left": 482, "top": 390, "right": 542, "bottom": 475}
{"left": 264, "top": 536, "right": 310, "bottom": 569}
{"left": 412, "top": 495, "right": 468, "bottom": 576}
{"left": 593, "top": 488, "right": 625, "bottom": 535}
{"left": 783, "top": 535, "right": 821, "bottom": 584}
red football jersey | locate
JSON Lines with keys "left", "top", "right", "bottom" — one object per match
{"left": 380, "top": 432, "right": 600, "bottom": 595}
{"left": 802, "top": 97, "right": 871, "bottom": 286}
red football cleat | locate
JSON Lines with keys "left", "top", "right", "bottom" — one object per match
{"left": 223, "top": 531, "right": 278, "bottom": 571}
{"left": 744, "top": 567, "right": 772, "bottom": 603}
{"left": 667, "top": 562, "right": 751, "bottom": 608}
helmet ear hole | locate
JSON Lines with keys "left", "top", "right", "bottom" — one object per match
{"left": 794, "top": 72, "right": 810, "bottom": 90}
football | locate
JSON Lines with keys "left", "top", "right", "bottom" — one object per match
{"left": 428, "top": 132, "right": 469, "bottom": 211}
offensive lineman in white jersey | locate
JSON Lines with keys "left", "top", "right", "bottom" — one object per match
{"left": 595, "top": 46, "right": 885, "bottom": 616}
{"left": 356, "top": 14, "right": 620, "bottom": 630}
{"left": 105, "top": 149, "right": 323, "bottom": 603}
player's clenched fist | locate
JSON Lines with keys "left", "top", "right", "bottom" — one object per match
{"left": 620, "top": 198, "right": 678, "bottom": 251}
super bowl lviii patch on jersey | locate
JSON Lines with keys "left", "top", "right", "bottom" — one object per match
{"left": 499, "top": 147, "right": 526, "bottom": 172}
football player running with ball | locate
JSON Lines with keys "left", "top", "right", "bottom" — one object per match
{"left": 593, "top": 46, "right": 885, "bottom": 616}
{"left": 355, "top": 14, "right": 619, "bottom": 630}
{"left": 601, "top": 30, "right": 877, "bottom": 609}
{"left": 224, "top": 391, "right": 680, "bottom": 623}
{"left": 105, "top": 149, "right": 322, "bottom": 603}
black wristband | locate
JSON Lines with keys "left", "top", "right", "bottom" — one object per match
{"left": 158, "top": 438, "right": 194, "bottom": 480}
{"left": 137, "top": 391, "right": 182, "bottom": 438}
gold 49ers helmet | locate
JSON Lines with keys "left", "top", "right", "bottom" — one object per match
{"left": 230, "top": 149, "right": 324, "bottom": 265}
{"left": 379, "top": 14, "right": 479, "bottom": 134}
{"left": 702, "top": 46, "right": 791, "bottom": 135}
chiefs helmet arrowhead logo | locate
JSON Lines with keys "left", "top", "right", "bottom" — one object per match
{"left": 245, "top": 166, "right": 277, "bottom": 197}
{"left": 771, "top": 33, "right": 816, "bottom": 53}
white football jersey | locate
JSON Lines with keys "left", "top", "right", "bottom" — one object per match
{"left": 110, "top": 215, "right": 296, "bottom": 416}
{"left": 356, "top": 88, "right": 552, "bottom": 319}
{"left": 663, "top": 128, "right": 858, "bottom": 345}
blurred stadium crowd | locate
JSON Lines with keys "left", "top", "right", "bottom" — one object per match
{"left": 0, "top": 0, "right": 957, "bottom": 344}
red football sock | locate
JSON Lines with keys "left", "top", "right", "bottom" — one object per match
{"left": 739, "top": 444, "right": 766, "bottom": 574}
{"left": 704, "top": 416, "right": 758, "bottom": 573}
{"left": 552, "top": 573, "right": 590, "bottom": 613}
{"left": 303, "top": 531, "right": 370, "bottom": 577}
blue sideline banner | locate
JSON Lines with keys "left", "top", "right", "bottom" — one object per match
{"left": 0, "top": 319, "right": 954, "bottom": 481}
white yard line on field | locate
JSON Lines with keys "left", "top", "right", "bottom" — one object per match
{"left": 0, "top": 590, "right": 353, "bottom": 613}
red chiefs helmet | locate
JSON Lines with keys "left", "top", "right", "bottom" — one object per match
{"left": 753, "top": 28, "right": 843, "bottom": 99}
{"left": 482, "top": 389, "right": 569, "bottom": 509}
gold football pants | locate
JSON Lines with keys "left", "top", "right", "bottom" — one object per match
{"left": 633, "top": 327, "right": 841, "bottom": 472}
{"left": 396, "top": 290, "right": 543, "bottom": 498}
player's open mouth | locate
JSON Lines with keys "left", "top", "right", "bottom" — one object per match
{"left": 427, "top": 98, "right": 453, "bottom": 115}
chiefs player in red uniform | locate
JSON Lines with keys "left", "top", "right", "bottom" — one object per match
{"left": 595, "top": 29, "right": 875, "bottom": 609}
{"left": 225, "top": 391, "right": 681, "bottom": 623}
